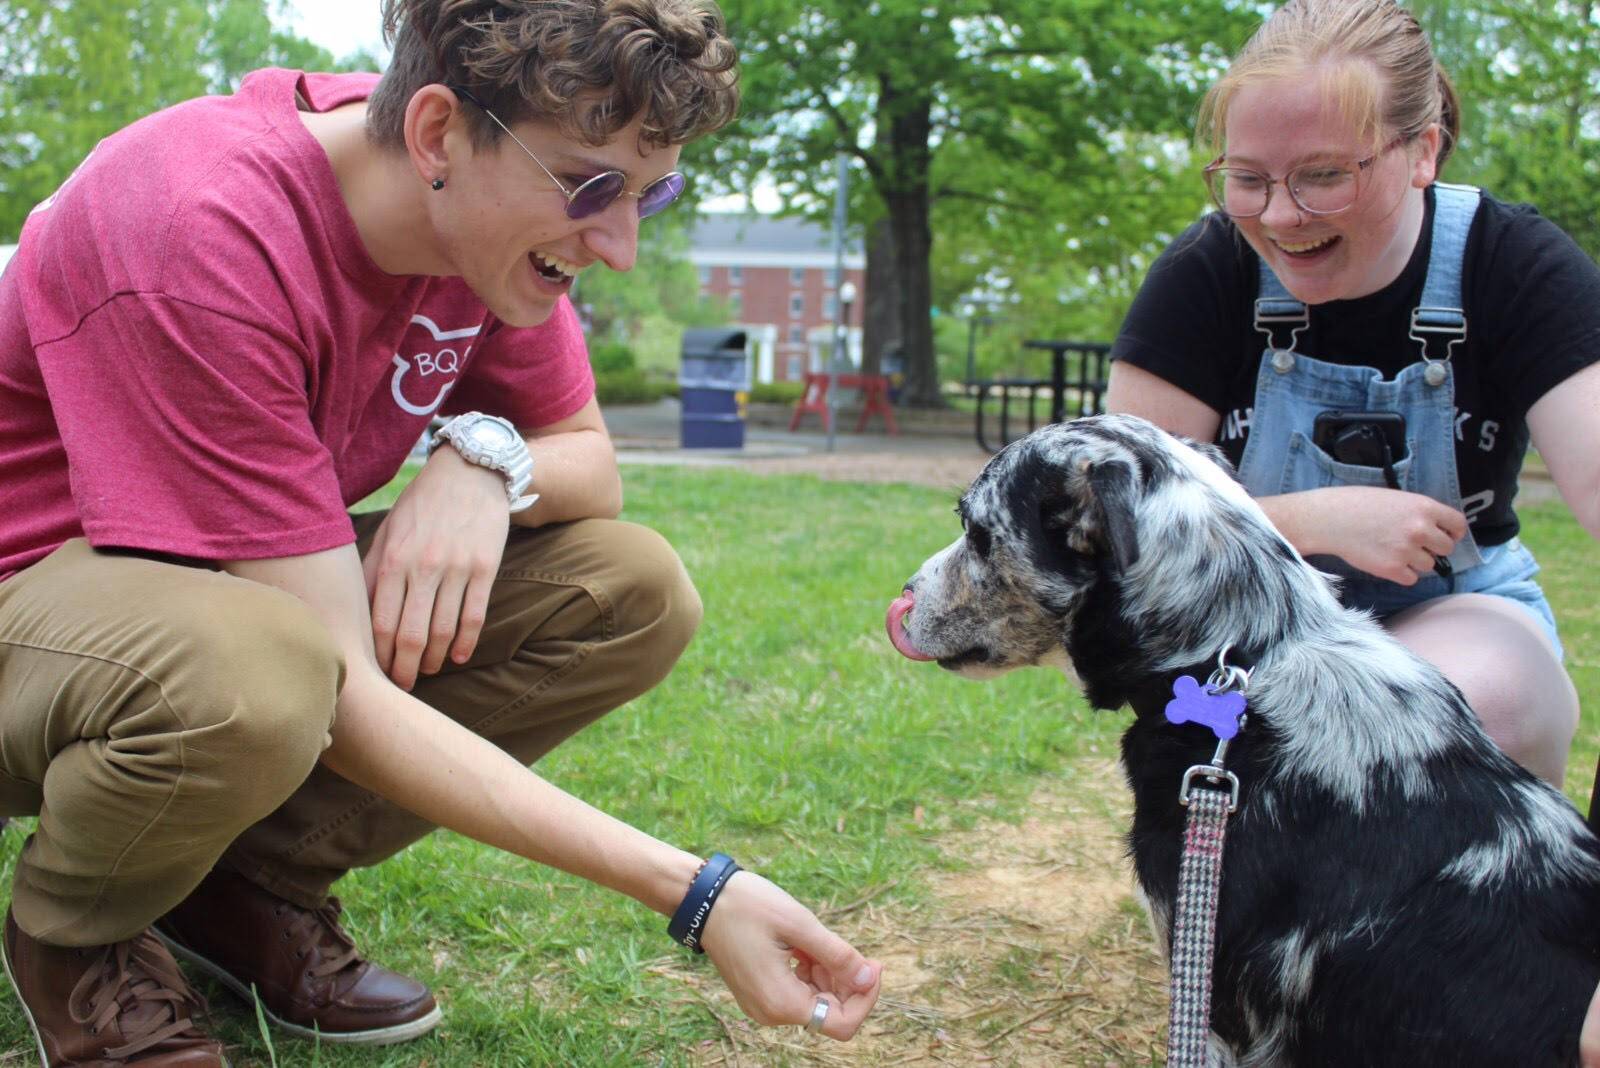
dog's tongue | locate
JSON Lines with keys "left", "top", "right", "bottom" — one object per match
{"left": 886, "top": 593, "right": 936, "bottom": 662}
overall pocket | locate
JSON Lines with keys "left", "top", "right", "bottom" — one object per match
{"left": 1279, "top": 430, "right": 1417, "bottom": 495}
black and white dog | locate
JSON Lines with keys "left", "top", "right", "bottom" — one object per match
{"left": 886, "top": 414, "right": 1600, "bottom": 1066}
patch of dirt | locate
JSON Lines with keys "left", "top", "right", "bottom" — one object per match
{"left": 676, "top": 758, "right": 1169, "bottom": 1067}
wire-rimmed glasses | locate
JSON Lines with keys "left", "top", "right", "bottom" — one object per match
{"left": 1202, "top": 136, "right": 1409, "bottom": 219}
{"left": 450, "top": 86, "right": 687, "bottom": 220}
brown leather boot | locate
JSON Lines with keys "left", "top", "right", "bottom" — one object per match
{"left": 2, "top": 910, "right": 227, "bottom": 1066}
{"left": 153, "top": 869, "right": 440, "bottom": 1045}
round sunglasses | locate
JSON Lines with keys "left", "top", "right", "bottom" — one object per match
{"left": 449, "top": 86, "right": 687, "bottom": 220}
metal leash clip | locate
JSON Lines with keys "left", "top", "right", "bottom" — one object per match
{"left": 1176, "top": 646, "right": 1250, "bottom": 813}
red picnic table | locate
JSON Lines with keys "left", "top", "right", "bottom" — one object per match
{"left": 788, "top": 372, "right": 899, "bottom": 434}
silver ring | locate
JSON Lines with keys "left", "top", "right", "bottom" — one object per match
{"left": 805, "top": 997, "right": 830, "bottom": 1034}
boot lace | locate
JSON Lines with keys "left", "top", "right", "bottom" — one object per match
{"left": 66, "top": 930, "right": 210, "bottom": 1060}
{"left": 281, "top": 897, "right": 362, "bottom": 985}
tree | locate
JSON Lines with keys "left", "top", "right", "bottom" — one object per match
{"left": 0, "top": 0, "right": 351, "bottom": 242}
{"left": 1436, "top": 0, "right": 1600, "bottom": 258}
{"left": 930, "top": 129, "right": 1218, "bottom": 385}
{"left": 572, "top": 214, "right": 732, "bottom": 371}
{"left": 713, "top": 0, "right": 1257, "bottom": 406}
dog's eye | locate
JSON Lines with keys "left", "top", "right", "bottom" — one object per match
{"left": 965, "top": 521, "right": 992, "bottom": 558}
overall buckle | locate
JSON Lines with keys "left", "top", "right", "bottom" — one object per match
{"left": 1409, "top": 306, "right": 1467, "bottom": 371}
{"left": 1254, "top": 298, "right": 1309, "bottom": 355}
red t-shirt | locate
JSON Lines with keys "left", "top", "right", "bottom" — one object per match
{"left": 0, "top": 69, "right": 594, "bottom": 579}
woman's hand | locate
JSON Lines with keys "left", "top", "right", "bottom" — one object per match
{"left": 700, "top": 872, "right": 883, "bottom": 1040}
{"left": 1261, "top": 485, "right": 1466, "bottom": 585}
{"left": 362, "top": 447, "right": 511, "bottom": 688}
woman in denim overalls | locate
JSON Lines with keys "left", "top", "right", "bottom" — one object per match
{"left": 1111, "top": 0, "right": 1596, "bottom": 790}
{"left": 1107, "top": 0, "right": 1600, "bottom": 1051}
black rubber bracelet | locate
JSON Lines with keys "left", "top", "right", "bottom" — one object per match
{"left": 668, "top": 852, "right": 741, "bottom": 953}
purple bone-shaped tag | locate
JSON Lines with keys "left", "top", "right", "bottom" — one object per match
{"left": 1165, "top": 675, "right": 1247, "bottom": 740}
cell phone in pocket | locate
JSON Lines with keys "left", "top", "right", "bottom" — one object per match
{"left": 1310, "top": 409, "right": 1452, "bottom": 581}
{"left": 1311, "top": 411, "right": 1408, "bottom": 469}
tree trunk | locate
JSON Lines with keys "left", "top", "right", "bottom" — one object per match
{"left": 861, "top": 215, "right": 897, "bottom": 377}
{"left": 875, "top": 77, "right": 940, "bottom": 407}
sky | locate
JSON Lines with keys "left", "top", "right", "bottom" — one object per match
{"left": 280, "top": 2, "right": 389, "bottom": 64}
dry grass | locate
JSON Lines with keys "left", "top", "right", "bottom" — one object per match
{"left": 653, "top": 759, "right": 1168, "bottom": 1067}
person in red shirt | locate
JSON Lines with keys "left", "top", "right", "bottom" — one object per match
{"left": 0, "top": 1, "right": 882, "bottom": 1063}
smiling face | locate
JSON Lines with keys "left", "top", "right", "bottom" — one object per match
{"left": 1223, "top": 70, "right": 1438, "bottom": 305}
{"left": 437, "top": 112, "right": 681, "bottom": 327}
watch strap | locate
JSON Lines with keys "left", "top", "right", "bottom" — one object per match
{"left": 431, "top": 413, "right": 537, "bottom": 511}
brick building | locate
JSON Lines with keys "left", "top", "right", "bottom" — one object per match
{"left": 686, "top": 213, "right": 865, "bottom": 384}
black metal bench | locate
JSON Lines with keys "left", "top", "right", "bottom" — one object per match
{"left": 973, "top": 339, "right": 1111, "bottom": 453}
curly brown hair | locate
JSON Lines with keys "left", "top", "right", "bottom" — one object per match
{"left": 367, "top": 0, "right": 739, "bottom": 152}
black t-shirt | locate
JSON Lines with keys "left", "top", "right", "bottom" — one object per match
{"left": 1112, "top": 187, "right": 1600, "bottom": 546}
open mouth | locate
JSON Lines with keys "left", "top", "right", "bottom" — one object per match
{"left": 1273, "top": 235, "right": 1339, "bottom": 258}
{"left": 886, "top": 594, "right": 937, "bottom": 662}
{"left": 886, "top": 592, "right": 992, "bottom": 669}
{"left": 529, "top": 250, "right": 582, "bottom": 284}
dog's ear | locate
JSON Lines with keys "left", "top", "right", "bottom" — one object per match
{"left": 1087, "top": 461, "right": 1142, "bottom": 573}
{"left": 1041, "top": 459, "right": 1141, "bottom": 574}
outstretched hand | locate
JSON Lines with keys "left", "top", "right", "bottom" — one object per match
{"left": 362, "top": 447, "right": 511, "bottom": 689}
{"left": 700, "top": 872, "right": 883, "bottom": 1040}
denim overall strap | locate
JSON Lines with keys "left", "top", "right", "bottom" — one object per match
{"left": 1410, "top": 182, "right": 1479, "bottom": 378}
{"left": 1249, "top": 183, "right": 1480, "bottom": 362}
{"left": 1236, "top": 184, "right": 1487, "bottom": 589}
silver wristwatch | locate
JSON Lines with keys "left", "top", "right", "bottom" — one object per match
{"left": 430, "top": 412, "right": 540, "bottom": 513}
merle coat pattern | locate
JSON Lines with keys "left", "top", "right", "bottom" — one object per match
{"left": 889, "top": 414, "right": 1600, "bottom": 1066}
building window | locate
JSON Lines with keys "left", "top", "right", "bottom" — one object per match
{"left": 786, "top": 354, "right": 804, "bottom": 380}
{"left": 728, "top": 265, "right": 743, "bottom": 286}
{"left": 824, "top": 294, "right": 837, "bottom": 319}
{"left": 790, "top": 267, "right": 806, "bottom": 286}
{"left": 697, "top": 266, "right": 711, "bottom": 284}
{"left": 788, "top": 325, "right": 805, "bottom": 345}
{"left": 789, "top": 293, "right": 804, "bottom": 318}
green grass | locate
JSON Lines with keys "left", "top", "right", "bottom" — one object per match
{"left": 0, "top": 468, "right": 1113, "bottom": 1067}
{"left": 1, "top": 471, "right": 1595, "bottom": 1067}
{"left": 1526, "top": 502, "right": 1600, "bottom": 807}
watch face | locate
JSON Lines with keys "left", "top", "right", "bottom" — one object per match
{"left": 467, "top": 418, "right": 516, "bottom": 451}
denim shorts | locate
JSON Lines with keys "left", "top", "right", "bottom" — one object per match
{"left": 1337, "top": 537, "right": 1563, "bottom": 661}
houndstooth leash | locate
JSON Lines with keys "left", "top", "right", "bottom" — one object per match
{"left": 1164, "top": 652, "right": 1250, "bottom": 1068}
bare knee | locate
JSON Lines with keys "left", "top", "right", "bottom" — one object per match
{"left": 1389, "top": 594, "right": 1578, "bottom": 785}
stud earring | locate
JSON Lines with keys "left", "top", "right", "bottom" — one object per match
{"left": 431, "top": 178, "right": 446, "bottom": 191}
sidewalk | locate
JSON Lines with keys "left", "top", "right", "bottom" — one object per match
{"left": 606, "top": 398, "right": 992, "bottom": 491}
{"left": 605, "top": 397, "right": 1564, "bottom": 503}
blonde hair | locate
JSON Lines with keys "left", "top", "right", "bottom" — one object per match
{"left": 368, "top": 0, "right": 739, "bottom": 152}
{"left": 1197, "top": 0, "right": 1459, "bottom": 170}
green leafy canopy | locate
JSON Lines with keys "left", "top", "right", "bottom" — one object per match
{"left": 0, "top": 0, "right": 363, "bottom": 242}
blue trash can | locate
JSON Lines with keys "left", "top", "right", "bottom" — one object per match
{"left": 679, "top": 328, "right": 748, "bottom": 448}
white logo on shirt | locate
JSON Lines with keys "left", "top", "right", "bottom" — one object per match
{"left": 390, "top": 315, "right": 482, "bottom": 416}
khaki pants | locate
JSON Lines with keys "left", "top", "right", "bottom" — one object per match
{"left": 0, "top": 515, "right": 701, "bottom": 947}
